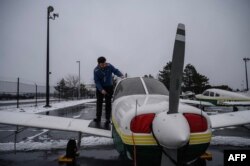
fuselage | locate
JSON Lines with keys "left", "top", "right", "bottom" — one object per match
{"left": 195, "top": 89, "right": 250, "bottom": 105}
{"left": 111, "top": 77, "right": 212, "bottom": 163}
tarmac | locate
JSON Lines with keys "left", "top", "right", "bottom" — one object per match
{"left": 1, "top": 144, "right": 250, "bottom": 166}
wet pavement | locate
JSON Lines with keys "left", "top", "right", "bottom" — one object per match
{"left": 0, "top": 103, "right": 250, "bottom": 166}
{"left": 1, "top": 145, "right": 250, "bottom": 166}
{"left": 0, "top": 145, "right": 133, "bottom": 166}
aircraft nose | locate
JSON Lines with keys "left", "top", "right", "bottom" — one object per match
{"left": 152, "top": 112, "right": 190, "bottom": 149}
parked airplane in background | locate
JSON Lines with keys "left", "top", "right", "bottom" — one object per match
{"left": 195, "top": 89, "right": 250, "bottom": 106}
{"left": 0, "top": 24, "right": 250, "bottom": 166}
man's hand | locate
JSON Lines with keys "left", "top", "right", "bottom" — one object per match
{"left": 101, "top": 90, "right": 107, "bottom": 95}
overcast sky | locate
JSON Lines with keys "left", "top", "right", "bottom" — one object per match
{"left": 0, "top": 0, "right": 249, "bottom": 90}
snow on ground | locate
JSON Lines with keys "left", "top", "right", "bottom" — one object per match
{"left": 0, "top": 99, "right": 96, "bottom": 114}
{"left": 0, "top": 98, "right": 57, "bottom": 104}
{"left": 211, "top": 136, "right": 250, "bottom": 147}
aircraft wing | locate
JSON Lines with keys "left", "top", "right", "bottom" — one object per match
{"left": 180, "top": 99, "right": 214, "bottom": 107}
{"left": 209, "top": 110, "right": 250, "bottom": 129}
{"left": 0, "top": 111, "right": 111, "bottom": 138}
{"left": 222, "top": 101, "right": 250, "bottom": 106}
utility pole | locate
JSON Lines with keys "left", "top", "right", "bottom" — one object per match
{"left": 243, "top": 58, "right": 250, "bottom": 91}
{"left": 45, "top": 6, "right": 59, "bottom": 107}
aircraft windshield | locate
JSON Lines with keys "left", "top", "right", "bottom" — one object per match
{"left": 113, "top": 77, "right": 146, "bottom": 100}
{"left": 143, "top": 78, "right": 169, "bottom": 95}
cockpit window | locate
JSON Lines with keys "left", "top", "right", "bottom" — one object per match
{"left": 113, "top": 77, "right": 146, "bottom": 100}
{"left": 143, "top": 78, "right": 169, "bottom": 95}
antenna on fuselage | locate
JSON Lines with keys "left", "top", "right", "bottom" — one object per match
{"left": 168, "top": 23, "right": 185, "bottom": 114}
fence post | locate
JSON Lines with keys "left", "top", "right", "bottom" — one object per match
{"left": 35, "top": 84, "right": 38, "bottom": 107}
{"left": 59, "top": 85, "right": 61, "bottom": 102}
{"left": 17, "top": 77, "right": 19, "bottom": 108}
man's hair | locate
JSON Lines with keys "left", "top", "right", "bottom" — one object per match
{"left": 97, "top": 56, "right": 106, "bottom": 64}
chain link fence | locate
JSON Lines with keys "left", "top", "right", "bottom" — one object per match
{"left": 0, "top": 78, "right": 96, "bottom": 107}
{"left": 0, "top": 78, "right": 57, "bottom": 107}
{"left": 0, "top": 79, "right": 56, "bottom": 100}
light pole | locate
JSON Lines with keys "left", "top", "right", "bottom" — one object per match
{"left": 45, "top": 6, "right": 59, "bottom": 107}
{"left": 76, "top": 61, "right": 81, "bottom": 99}
{"left": 243, "top": 58, "right": 250, "bottom": 91}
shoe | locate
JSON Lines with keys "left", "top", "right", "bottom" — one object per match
{"left": 93, "top": 118, "right": 101, "bottom": 123}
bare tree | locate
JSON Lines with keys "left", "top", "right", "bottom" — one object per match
{"left": 65, "top": 75, "right": 79, "bottom": 88}
{"left": 65, "top": 75, "right": 79, "bottom": 99}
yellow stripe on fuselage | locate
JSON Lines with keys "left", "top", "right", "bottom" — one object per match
{"left": 112, "top": 117, "right": 212, "bottom": 146}
{"left": 189, "top": 133, "right": 212, "bottom": 145}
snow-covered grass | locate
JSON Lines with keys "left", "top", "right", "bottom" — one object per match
{"left": 0, "top": 98, "right": 57, "bottom": 104}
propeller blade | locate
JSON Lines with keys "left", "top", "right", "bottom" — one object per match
{"left": 160, "top": 148, "right": 178, "bottom": 166}
{"left": 168, "top": 23, "right": 185, "bottom": 114}
{"left": 160, "top": 144, "right": 190, "bottom": 166}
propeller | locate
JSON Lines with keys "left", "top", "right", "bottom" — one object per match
{"left": 152, "top": 23, "right": 189, "bottom": 166}
{"left": 168, "top": 23, "right": 185, "bottom": 115}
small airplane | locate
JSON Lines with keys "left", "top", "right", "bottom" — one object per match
{"left": 0, "top": 24, "right": 250, "bottom": 166}
{"left": 195, "top": 88, "right": 250, "bottom": 106}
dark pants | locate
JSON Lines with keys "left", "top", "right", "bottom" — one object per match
{"left": 96, "top": 86, "right": 114, "bottom": 121}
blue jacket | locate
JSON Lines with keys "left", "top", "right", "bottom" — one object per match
{"left": 94, "top": 63, "right": 123, "bottom": 92}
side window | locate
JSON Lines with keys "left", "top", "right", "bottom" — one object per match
{"left": 210, "top": 92, "right": 214, "bottom": 97}
{"left": 215, "top": 93, "right": 220, "bottom": 97}
{"left": 203, "top": 91, "right": 209, "bottom": 96}
{"left": 113, "top": 78, "right": 145, "bottom": 100}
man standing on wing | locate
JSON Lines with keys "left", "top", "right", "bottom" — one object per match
{"left": 94, "top": 56, "right": 124, "bottom": 125}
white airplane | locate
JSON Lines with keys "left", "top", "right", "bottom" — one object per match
{"left": 0, "top": 24, "right": 250, "bottom": 166}
{"left": 195, "top": 88, "right": 250, "bottom": 106}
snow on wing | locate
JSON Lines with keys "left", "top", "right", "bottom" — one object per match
{"left": 209, "top": 110, "right": 250, "bottom": 129}
{"left": 0, "top": 111, "right": 111, "bottom": 138}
